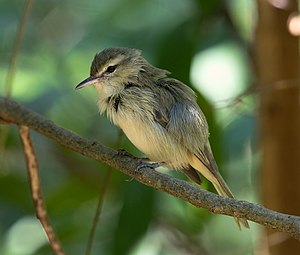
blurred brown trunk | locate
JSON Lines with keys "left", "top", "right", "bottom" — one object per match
{"left": 255, "top": 0, "right": 300, "bottom": 254}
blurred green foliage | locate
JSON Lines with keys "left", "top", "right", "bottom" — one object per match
{"left": 1, "top": 0, "right": 258, "bottom": 254}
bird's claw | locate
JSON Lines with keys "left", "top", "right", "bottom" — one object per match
{"left": 136, "top": 161, "right": 163, "bottom": 172}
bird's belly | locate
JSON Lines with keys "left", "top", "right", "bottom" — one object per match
{"left": 116, "top": 116, "right": 189, "bottom": 169}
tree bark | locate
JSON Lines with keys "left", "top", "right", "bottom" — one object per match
{"left": 255, "top": 0, "right": 300, "bottom": 254}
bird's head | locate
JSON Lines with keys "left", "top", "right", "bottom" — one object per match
{"left": 75, "top": 47, "right": 169, "bottom": 98}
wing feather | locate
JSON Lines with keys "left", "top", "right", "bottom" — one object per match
{"left": 153, "top": 78, "right": 250, "bottom": 229}
{"left": 154, "top": 78, "right": 211, "bottom": 169}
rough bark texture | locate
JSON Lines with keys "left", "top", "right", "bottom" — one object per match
{"left": 1, "top": 97, "right": 300, "bottom": 240}
{"left": 255, "top": 0, "right": 300, "bottom": 254}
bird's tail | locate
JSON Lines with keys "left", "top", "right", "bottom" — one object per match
{"left": 189, "top": 153, "right": 249, "bottom": 229}
{"left": 211, "top": 171, "right": 250, "bottom": 229}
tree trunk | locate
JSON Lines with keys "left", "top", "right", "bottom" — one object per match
{"left": 255, "top": 0, "right": 300, "bottom": 254}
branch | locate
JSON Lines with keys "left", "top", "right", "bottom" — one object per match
{"left": 1, "top": 97, "right": 300, "bottom": 240}
{"left": 19, "top": 125, "right": 65, "bottom": 255}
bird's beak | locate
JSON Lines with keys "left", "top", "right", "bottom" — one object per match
{"left": 75, "top": 76, "right": 98, "bottom": 89}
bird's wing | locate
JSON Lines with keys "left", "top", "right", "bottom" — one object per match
{"left": 154, "top": 78, "right": 214, "bottom": 171}
{"left": 181, "top": 166, "right": 202, "bottom": 184}
{"left": 154, "top": 79, "right": 250, "bottom": 229}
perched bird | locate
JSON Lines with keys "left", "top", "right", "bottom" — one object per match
{"left": 76, "top": 47, "right": 249, "bottom": 229}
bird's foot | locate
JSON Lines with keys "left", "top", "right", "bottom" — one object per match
{"left": 136, "top": 160, "right": 164, "bottom": 172}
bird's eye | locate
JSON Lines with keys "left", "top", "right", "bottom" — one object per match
{"left": 106, "top": 65, "right": 117, "bottom": 73}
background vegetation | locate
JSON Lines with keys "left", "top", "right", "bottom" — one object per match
{"left": 0, "top": 0, "right": 299, "bottom": 254}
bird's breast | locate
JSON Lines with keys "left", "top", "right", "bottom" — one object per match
{"left": 111, "top": 109, "right": 190, "bottom": 169}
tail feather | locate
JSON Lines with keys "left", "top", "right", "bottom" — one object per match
{"left": 212, "top": 172, "right": 250, "bottom": 229}
{"left": 189, "top": 154, "right": 249, "bottom": 229}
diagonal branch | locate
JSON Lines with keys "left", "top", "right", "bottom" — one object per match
{"left": 19, "top": 125, "right": 65, "bottom": 255}
{"left": 1, "top": 97, "right": 300, "bottom": 240}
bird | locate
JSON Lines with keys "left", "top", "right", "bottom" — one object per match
{"left": 75, "top": 47, "right": 249, "bottom": 229}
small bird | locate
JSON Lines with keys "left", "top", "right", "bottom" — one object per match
{"left": 76, "top": 47, "right": 249, "bottom": 229}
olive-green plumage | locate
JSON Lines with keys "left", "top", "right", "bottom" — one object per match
{"left": 76, "top": 47, "right": 249, "bottom": 229}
